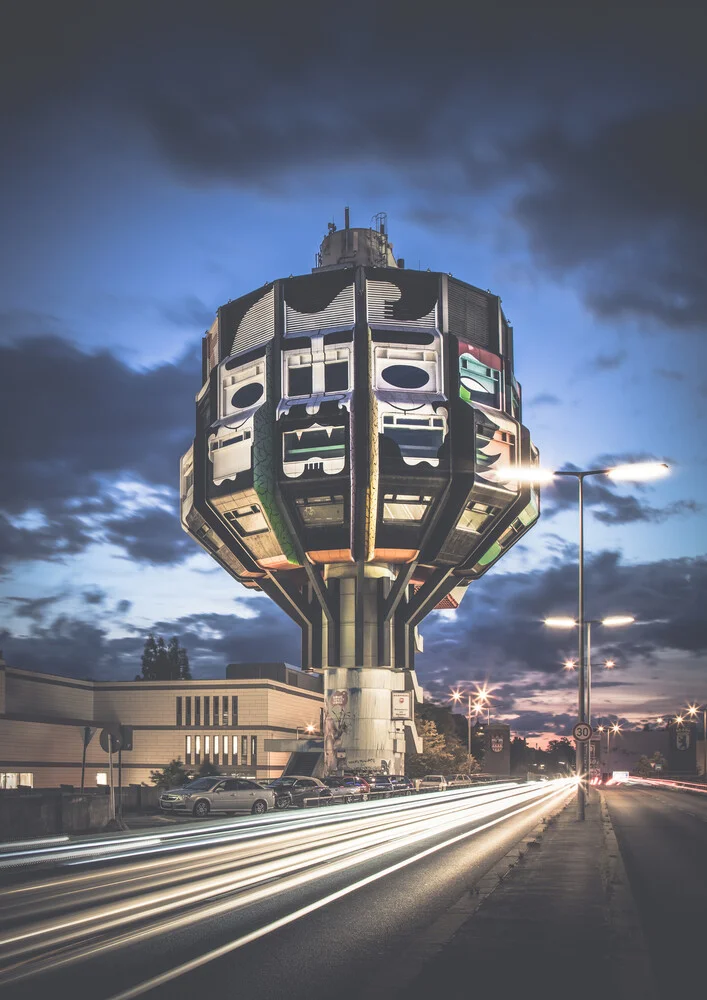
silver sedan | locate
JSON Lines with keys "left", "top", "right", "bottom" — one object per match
{"left": 160, "top": 776, "right": 275, "bottom": 817}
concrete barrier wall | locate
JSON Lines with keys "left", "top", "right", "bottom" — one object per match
{"left": 0, "top": 785, "right": 161, "bottom": 842}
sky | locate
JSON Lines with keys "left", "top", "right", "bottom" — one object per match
{"left": 1, "top": 1, "right": 706, "bottom": 744}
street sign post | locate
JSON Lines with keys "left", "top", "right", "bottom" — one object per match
{"left": 573, "top": 722, "right": 592, "bottom": 742}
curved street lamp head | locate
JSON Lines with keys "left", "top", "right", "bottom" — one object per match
{"left": 563, "top": 659, "right": 576, "bottom": 671}
{"left": 674, "top": 715, "right": 685, "bottom": 725}
{"left": 305, "top": 723, "right": 316, "bottom": 734}
{"left": 450, "top": 690, "right": 462, "bottom": 703}
{"left": 601, "top": 615, "right": 635, "bottom": 627}
{"left": 611, "top": 723, "right": 622, "bottom": 734}
{"left": 545, "top": 617, "right": 577, "bottom": 629}
{"left": 606, "top": 461, "right": 669, "bottom": 482}
{"left": 604, "top": 659, "right": 615, "bottom": 669}
{"left": 686, "top": 704, "right": 699, "bottom": 717}
{"left": 498, "top": 465, "right": 555, "bottom": 484}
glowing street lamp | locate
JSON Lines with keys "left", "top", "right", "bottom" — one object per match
{"left": 686, "top": 704, "right": 707, "bottom": 776}
{"left": 296, "top": 723, "right": 317, "bottom": 740}
{"left": 544, "top": 613, "right": 635, "bottom": 817}
{"left": 504, "top": 459, "right": 669, "bottom": 820}
{"left": 451, "top": 690, "right": 483, "bottom": 770}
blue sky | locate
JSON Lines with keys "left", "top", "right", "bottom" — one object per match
{"left": 1, "top": 2, "right": 706, "bottom": 741}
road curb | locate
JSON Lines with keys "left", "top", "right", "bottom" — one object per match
{"left": 599, "top": 792, "right": 657, "bottom": 999}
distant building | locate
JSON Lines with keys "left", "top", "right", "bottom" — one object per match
{"left": 0, "top": 656, "right": 323, "bottom": 789}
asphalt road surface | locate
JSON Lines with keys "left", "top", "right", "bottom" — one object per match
{"left": 605, "top": 784, "right": 707, "bottom": 994}
{"left": 0, "top": 780, "right": 573, "bottom": 1000}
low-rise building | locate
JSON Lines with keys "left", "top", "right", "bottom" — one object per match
{"left": 0, "top": 656, "right": 323, "bottom": 789}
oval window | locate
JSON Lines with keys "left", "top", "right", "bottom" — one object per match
{"left": 231, "top": 382, "right": 264, "bottom": 409}
{"left": 381, "top": 365, "right": 429, "bottom": 389}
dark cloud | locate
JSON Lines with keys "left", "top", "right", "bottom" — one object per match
{"left": 0, "top": 334, "right": 200, "bottom": 569}
{"left": 103, "top": 507, "right": 195, "bottom": 566}
{"left": 2, "top": 5, "right": 705, "bottom": 329}
{"left": 5, "top": 594, "right": 64, "bottom": 622}
{"left": 0, "top": 601, "right": 299, "bottom": 680}
{"left": 0, "top": 335, "right": 197, "bottom": 511}
{"left": 527, "top": 393, "right": 561, "bottom": 407}
{"left": 537, "top": 456, "right": 702, "bottom": 526}
{"left": 82, "top": 588, "right": 106, "bottom": 605}
{"left": 585, "top": 351, "right": 627, "bottom": 373}
{"left": 159, "top": 295, "right": 214, "bottom": 331}
{"left": 116, "top": 599, "right": 132, "bottom": 614}
{"left": 419, "top": 551, "right": 707, "bottom": 700}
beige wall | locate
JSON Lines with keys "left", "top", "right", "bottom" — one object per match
{"left": 0, "top": 665, "right": 323, "bottom": 788}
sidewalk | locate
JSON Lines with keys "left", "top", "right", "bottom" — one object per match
{"left": 401, "top": 790, "right": 656, "bottom": 1000}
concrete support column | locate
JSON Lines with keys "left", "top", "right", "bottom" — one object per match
{"left": 322, "top": 564, "right": 418, "bottom": 775}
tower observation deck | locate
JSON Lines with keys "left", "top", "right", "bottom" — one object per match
{"left": 180, "top": 210, "right": 540, "bottom": 774}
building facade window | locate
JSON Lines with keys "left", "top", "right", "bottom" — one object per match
{"left": 186, "top": 735, "right": 192, "bottom": 765}
{"left": 176, "top": 696, "right": 183, "bottom": 727}
{"left": 195, "top": 697, "right": 201, "bottom": 726}
{"left": 251, "top": 736, "right": 257, "bottom": 765}
{"left": 185, "top": 697, "right": 192, "bottom": 727}
{"left": 232, "top": 735, "right": 238, "bottom": 766}
{"left": 241, "top": 735, "right": 248, "bottom": 766}
{"left": 232, "top": 696, "right": 239, "bottom": 727}
{"left": 95, "top": 773, "right": 108, "bottom": 786}
{"left": 223, "top": 697, "right": 229, "bottom": 726}
{"left": 213, "top": 735, "right": 219, "bottom": 763}
{"left": 213, "top": 696, "right": 219, "bottom": 727}
{"left": 204, "top": 698, "right": 210, "bottom": 727}
{"left": 222, "top": 735, "right": 229, "bottom": 766}
{"left": 195, "top": 735, "right": 201, "bottom": 765}
{"left": 204, "top": 735, "right": 210, "bottom": 762}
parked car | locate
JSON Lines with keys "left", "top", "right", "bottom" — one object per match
{"left": 267, "top": 775, "right": 333, "bottom": 808}
{"left": 322, "top": 775, "right": 370, "bottom": 803}
{"left": 159, "top": 776, "right": 275, "bottom": 817}
{"left": 418, "top": 774, "right": 448, "bottom": 791}
{"left": 366, "top": 774, "right": 415, "bottom": 797}
{"left": 448, "top": 773, "right": 472, "bottom": 787}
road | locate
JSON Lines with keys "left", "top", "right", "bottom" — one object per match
{"left": 605, "top": 784, "right": 707, "bottom": 995}
{"left": 0, "top": 780, "right": 572, "bottom": 1000}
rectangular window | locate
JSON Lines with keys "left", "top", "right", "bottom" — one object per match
{"left": 222, "top": 735, "right": 229, "bottom": 766}
{"left": 214, "top": 735, "right": 219, "bottom": 763}
{"left": 456, "top": 501, "right": 500, "bottom": 535}
{"left": 382, "top": 415, "right": 445, "bottom": 461}
{"left": 223, "top": 504, "right": 269, "bottom": 537}
{"left": 185, "top": 697, "right": 192, "bottom": 727}
{"left": 283, "top": 425, "right": 346, "bottom": 464}
{"left": 19, "top": 773, "right": 33, "bottom": 788}
{"left": 324, "top": 360, "right": 348, "bottom": 392}
{"left": 195, "top": 697, "right": 201, "bottom": 726}
{"left": 231, "top": 696, "right": 239, "bottom": 727}
{"left": 176, "top": 697, "right": 183, "bottom": 727}
{"left": 186, "top": 735, "right": 192, "bottom": 766}
{"left": 295, "top": 495, "right": 345, "bottom": 525}
{"left": 382, "top": 493, "right": 431, "bottom": 522}
{"left": 195, "top": 735, "right": 201, "bottom": 765}
{"left": 288, "top": 364, "right": 313, "bottom": 397}
{"left": 241, "top": 735, "right": 248, "bottom": 765}
{"left": 95, "top": 773, "right": 107, "bottom": 787}
{"left": 213, "top": 696, "right": 219, "bottom": 727}
{"left": 232, "top": 735, "right": 238, "bottom": 766}
{"left": 223, "top": 696, "right": 229, "bottom": 726}
{"left": 204, "top": 735, "right": 210, "bottom": 762}
{"left": 251, "top": 736, "right": 257, "bottom": 765}
{"left": 204, "top": 697, "right": 210, "bottom": 727}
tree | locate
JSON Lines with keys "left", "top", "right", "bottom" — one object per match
{"left": 405, "top": 720, "right": 480, "bottom": 778}
{"left": 137, "top": 634, "right": 192, "bottom": 680}
{"left": 197, "top": 760, "right": 221, "bottom": 778}
{"left": 634, "top": 752, "right": 667, "bottom": 777}
{"left": 150, "top": 759, "right": 193, "bottom": 789}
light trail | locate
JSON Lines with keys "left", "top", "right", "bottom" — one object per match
{"left": 0, "top": 779, "right": 573, "bottom": 993}
{"left": 626, "top": 776, "right": 707, "bottom": 794}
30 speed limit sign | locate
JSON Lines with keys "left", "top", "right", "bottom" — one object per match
{"left": 573, "top": 722, "right": 592, "bottom": 742}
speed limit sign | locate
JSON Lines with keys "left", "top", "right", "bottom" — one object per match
{"left": 573, "top": 722, "right": 592, "bottom": 742}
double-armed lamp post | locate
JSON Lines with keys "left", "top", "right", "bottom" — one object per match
{"left": 451, "top": 688, "right": 490, "bottom": 771}
{"left": 505, "top": 460, "right": 669, "bottom": 820}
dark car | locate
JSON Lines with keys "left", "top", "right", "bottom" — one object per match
{"left": 268, "top": 775, "right": 333, "bottom": 809}
{"left": 366, "top": 774, "right": 414, "bottom": 798}
{"left": 322, "top": 775, "right": 370, "bottom": 803}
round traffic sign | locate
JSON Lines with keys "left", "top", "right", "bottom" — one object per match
{"left": 573, "top": 722, "right": 592, "bottom": 742}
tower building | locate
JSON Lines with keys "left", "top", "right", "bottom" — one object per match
{"left": 180, "top": 211, "right": 540, "bottom": 774}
